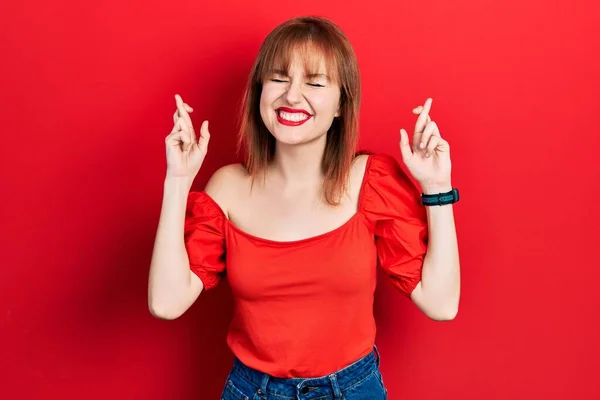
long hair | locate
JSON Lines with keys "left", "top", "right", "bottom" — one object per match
{"left": 237, "top": 16, "right": 361, "bottom": 205}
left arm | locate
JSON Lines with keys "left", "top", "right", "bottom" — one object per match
{"left": 398, "top": 98, "right": 461, "bottom": 321}
{"left": 410, "top": 185, "right": 460, "bottom": 321}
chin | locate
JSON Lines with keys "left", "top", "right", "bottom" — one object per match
{"left": 271, "top": 128, "right": 316, "bottom": 145}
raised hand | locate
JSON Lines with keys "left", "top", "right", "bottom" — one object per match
{"left": 164, "top": 94, "right": 211, "bottom": 181}
{"left": 399, "top": 98, "right": 452, "bottom": 193}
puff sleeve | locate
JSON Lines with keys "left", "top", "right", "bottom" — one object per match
{"left": 361, "top": 154, "right": 429, "bottom": 297}
{"left": 183, "top": 191, "right": 227, "bottom": 291}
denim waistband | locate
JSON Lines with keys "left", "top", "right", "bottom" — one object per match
{"left": 230, "top": 346, "right": 381, "bottom": 399}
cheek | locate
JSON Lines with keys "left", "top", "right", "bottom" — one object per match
{"left": 259, "top": 90, "right": 273, "bottom": 121}
{"left": 310, "top": 92, "right": 340, "bottom": 115}
{"left": 259, "top": 85, "right": 279, "bottom": 112}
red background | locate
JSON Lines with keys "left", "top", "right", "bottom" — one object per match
{"left": 1, "top": 0, "right": 599, "bottom": 398}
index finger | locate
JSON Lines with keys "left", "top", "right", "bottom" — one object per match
{"left": 414, "top": 98, "right": 433, "bottom": 133}
{"left": 175, "top": 94, "right": 194, "bottom": 130}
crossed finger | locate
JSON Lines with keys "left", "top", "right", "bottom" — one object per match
{"left": 173, "top": 100, "right": 194, "bottom": 124}
{"left": 414, "top": 98, "right": 432, "bottom": 134}
{"left": 421, "top": 121, "right": 441, "bottom": 156}
{"left": 173, "top": 94, "right": 196, "bottom": 150}
{"left": 413, "top": 106, "right": 431, "bottom": 123}
{"left": 174, "top": 94, "right": 194, "bottom": 127}
{"left": 411, "top": 98, "right": 433, "bottom": 152}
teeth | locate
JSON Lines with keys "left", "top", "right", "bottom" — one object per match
{"left": 278, "top": 110, "right": 309, "bottom": 122}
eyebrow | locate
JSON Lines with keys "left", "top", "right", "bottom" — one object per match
{"left": 270, "top": 69, "right": 329, "bottom": 80}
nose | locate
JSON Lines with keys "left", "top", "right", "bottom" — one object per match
{"left": 284, "top": 81, "right": 303, "bottom": 105}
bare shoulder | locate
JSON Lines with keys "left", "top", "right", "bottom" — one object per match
{"left": 203, "top": 163, "right": 248, "bottom": 218}
{"left": 351, "top": 153, "right": 370, "bottom": 173}
{"left": 350, "top": 154, "right": 370, "bottom": 185}
{"left": 348, "top": 153, "right": 370, "bottom": 200}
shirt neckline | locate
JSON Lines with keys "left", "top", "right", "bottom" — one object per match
{"left": 202, "top": 154, "right": 373, "bottom": 246}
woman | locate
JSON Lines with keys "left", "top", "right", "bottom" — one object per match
{"left": 148, "top": 16, "right": 460, "bottom": 399}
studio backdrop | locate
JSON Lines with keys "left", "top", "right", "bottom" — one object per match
{"left": 1, "top": 0, "right": 599, "bottom": 398}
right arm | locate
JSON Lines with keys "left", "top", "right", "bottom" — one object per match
{"left": 147, "top": 94, "right": 211, "bottom": 320}
{"left": 147, "top": 176, "right": 204, "bottom": 320}
{"left": 148, "top": 164, "right": 235, "bottom": 320}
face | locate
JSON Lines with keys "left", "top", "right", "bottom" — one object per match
{"left": 259, "top": 52, "right": 341, "bottom": 145}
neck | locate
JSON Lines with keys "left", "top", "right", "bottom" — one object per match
{"left": 269, "top": 135, "right": 327, "bottom": 190}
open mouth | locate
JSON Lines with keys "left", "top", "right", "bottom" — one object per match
{"left": 276, "top": 107, "right": 312, "bottom": 126}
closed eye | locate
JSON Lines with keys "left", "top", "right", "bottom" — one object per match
{"left": 270, "top": 79, "right": 324, "bottom": 87}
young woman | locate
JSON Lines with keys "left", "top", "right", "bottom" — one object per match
{"left": 148, "top": 16, "right": 460, "bottom": 399}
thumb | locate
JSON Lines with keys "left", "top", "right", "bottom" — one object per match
{"left": 399, "top": 129, "right": 412, "bottom": 164}
{"left": 198, "top": 120, "right": 211, "bottom": 150}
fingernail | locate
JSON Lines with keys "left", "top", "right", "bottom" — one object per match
{"left": 420, "top": 142, "right": 425, "bottom": 149}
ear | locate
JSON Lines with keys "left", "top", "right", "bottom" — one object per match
{"left": 334, "top": 105, "right": 341, "bottom": 118}
{"left": 334, "top": 93, "right": 343, "bottom": 117}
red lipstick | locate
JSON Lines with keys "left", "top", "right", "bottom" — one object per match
{"left": 276, "top": 107, "right": 312, "bottom": 126}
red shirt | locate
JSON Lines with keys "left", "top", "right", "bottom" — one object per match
{"left": 184, "top": 153, "right": 428, "bottom": 378}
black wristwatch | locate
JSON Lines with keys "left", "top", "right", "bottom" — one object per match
{"left": 421, "top": 188, "right": 460, "bottom": 206}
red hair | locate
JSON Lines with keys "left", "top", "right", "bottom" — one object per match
{"left": 237, "top": 16, "right": 361, "bottom": 205}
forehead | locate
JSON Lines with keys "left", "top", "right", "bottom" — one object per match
{"left": 262, "top": 41, "right": 339, "bottom": 81}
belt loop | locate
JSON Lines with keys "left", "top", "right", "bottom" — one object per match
{"left": 373, "top": 344, "right": 381, "bottom": 367}
{"left": 259, "top": 374, "right": 269, "bottom": 399}
{"left": 329, "top": 374, "right": 343, "bottom": 399}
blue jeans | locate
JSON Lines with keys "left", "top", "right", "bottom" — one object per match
{"left": 220, "top": 346, "right": 388, "bottom": 399}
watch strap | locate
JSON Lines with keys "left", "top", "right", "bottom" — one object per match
{"left": 421, "top": 188, "right": 460, "bottom": 206}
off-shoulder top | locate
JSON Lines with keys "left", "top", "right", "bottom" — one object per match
{"left": 183, "top": 154, "right": 428, "bottom": 378}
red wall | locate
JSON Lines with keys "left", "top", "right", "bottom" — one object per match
{"left": 2, "top": 0, "right": 599, "bottom": 398}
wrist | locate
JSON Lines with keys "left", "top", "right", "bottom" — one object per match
{"left": 420, "top": 182, "right": 453, "bottom": 195}
{"left": 164, "top": 176, "right": 194, "bottom": 193}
